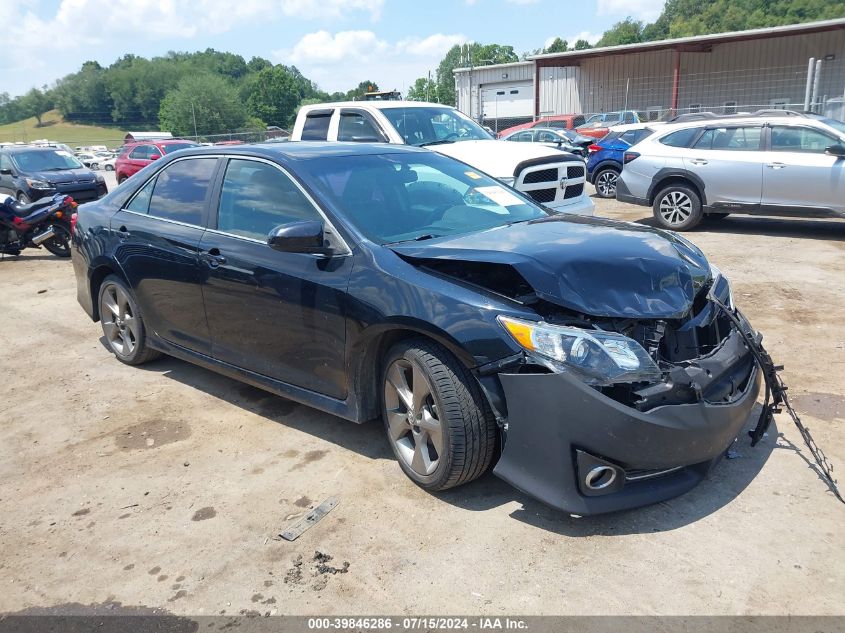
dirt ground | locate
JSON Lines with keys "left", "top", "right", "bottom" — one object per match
{"left": 1, "top": 181, "right": 844, "bottom": 617}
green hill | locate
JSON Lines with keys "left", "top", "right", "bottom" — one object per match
{"left": 0, "top": 110, "right": 129, "bottom": 147}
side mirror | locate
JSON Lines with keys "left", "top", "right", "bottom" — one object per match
{"left": 824, "top": 144, "right": 845, "bottom": 158}
{"left": 0, "top": 168, "right": 12, "bottom": 176}
{"left": 267, "top": 220, "right": 332, "bottom": 256}
{"left": 149, "top": 154, "right": 160, "bottom": 161}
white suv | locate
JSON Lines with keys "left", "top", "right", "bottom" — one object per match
{"left": 291, "top": 101, "right": 594, "bottom": 216}
{"left": 616, "top": 113, "right": 845, "bottom": 230}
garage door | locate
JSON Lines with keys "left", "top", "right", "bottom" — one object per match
{"left": 481, "top": 82, "right": 533, "bottom": 119}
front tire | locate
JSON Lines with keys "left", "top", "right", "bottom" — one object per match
{"left": 105, "top": 164, "right": 115, "bottom": 172}
{"left": 382, "top": 339, "right": 496, "bottom": 492}
{"left": 593, "top": 168, "right": 619, "bottom": 198}
{"left": 42, "top": 223, "right": 71, "bottom": 257}
{"left": 17, "top": 192, "right": 31, "bottom": 204}
{"left": 652, "top": 183, "right": 703, "bottom": 231}
{"left": 97, "top": 275, "right": 161, "bottom": 365}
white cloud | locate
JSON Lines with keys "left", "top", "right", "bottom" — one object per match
{"left": 506, "top": 0, "right": 540, "bottom": 4}
{"left": 277, "top": 29, "right": 467, "bottom": 94}
{"left": 568, "top": 30, "right": 603, "bottom": 45}
{"left": 597, "top": 0, "right": 664, "bottom": 22}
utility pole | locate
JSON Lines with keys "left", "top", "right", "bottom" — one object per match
{"left": 191, "top": 102, "right": 198, "bottom": 140}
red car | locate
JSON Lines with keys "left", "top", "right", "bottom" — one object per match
{"left": 115, "top": 140, "right": 200, "bottom": 184}
{"left": 496, "top": 114, "right": 587, "bottom": 138}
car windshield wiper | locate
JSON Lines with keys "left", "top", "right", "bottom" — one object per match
{"left": 417, "top": 139, "right": 454, "bottom": 147}
{"left": 388, "top": 233, "right": 442, "bottom": 244}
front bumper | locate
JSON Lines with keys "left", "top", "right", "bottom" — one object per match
{"left": 492, "top": 350, "right": 761, "bottom": 515}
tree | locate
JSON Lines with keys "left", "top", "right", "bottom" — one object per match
{"left": 246, "top": 66, "right": 301, "bottom": 127}
{"left": 573, "top": 39, "right": 593, "bottom": 50}
{"left": 596, "top": 18, "right": 645, "bottom": 47}
{"left": 159, "top": 74, "right": 247, "bottom": 137}
{"left": 544, "top": 38, "right": 568, "bottom": 54}
{"left": 20, "top": 88, "right": 51, "bottom": 127}
{"left": 346, "top": 80, "right": 380, "bottom": 101}
{"left": 406, "top": 76, "right": 438, "bottom": 102}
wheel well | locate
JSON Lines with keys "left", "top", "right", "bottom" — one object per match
{"left": 648, "top": 176, "right": 703, "bottom": 206}
{"left": 89, "top": 265, "right": 126, "bottom": 321}
{"left": 350, "top": 328, "right": 475, "bottom": 422}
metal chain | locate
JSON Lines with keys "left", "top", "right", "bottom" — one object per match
{"left": 710, "top": 296, "right": 843, "bottom": 505}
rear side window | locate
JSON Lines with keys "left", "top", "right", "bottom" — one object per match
{"left": 301, "top": 111, "right": 332, "bottom": 141}
{"left": 217, "top": 159, "right": 320, "bottom": 240}
{"left": 513, "top": 131, "right": 533, "bottom": 142}
{"left": 126, "top": 177, "right": 155, "bottom": 214}
{"left": 659, "top": 128, "right": 700, "bottom": 148}
{"left": 148, "top": 158, "right": 217, "bottom": 226}
{"left": 620, "top": 129, "right": 653, "bottom": 145}
{"left": 693, "top": 127, "right": 762, "bottom": 150}
{"left": 573, "top": 116, "right": 586, "bottom": 127}
{"left": 338, "top": 111, "right": 384, "bottom": 142}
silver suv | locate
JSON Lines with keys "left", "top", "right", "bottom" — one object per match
{"left": 616, "top": 113, "right": 845, "bottom": 230}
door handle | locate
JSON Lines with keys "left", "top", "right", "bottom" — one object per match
{"left": 689, "top": 158, "right": 708, "bottom": 165}
{"left": 117, "top": 225, "right": 131, "bottom": 239}
{"left": 202, "top": 248, "right": 227, "bottom": 268}
{"left": 767, "top": 163, "right": 786, "bottom": 169}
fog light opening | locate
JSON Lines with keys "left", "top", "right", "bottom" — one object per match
{"left": 584, "top": 465, "right": 617, "bottom": 491}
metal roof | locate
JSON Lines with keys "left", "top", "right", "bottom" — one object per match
{"left": 526, "top": 17, "right": 845, "bottom": 64}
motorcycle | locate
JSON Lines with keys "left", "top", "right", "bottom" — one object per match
{"left": 0, "top": 193, "right": 77, "bottom": 258}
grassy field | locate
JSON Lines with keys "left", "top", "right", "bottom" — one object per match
{"left": 0, "top": 110, "right": 129, "bottom": 147}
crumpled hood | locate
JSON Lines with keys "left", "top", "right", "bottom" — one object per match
{"left": 391, "top": 215, "right": 712, "bottom": 319}
{"left": 431, "top": 140, "right": 577, "bottom": 179}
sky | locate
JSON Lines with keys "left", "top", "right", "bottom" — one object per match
{"left": 2, "top": 0, "right": 667, "bottom": 98}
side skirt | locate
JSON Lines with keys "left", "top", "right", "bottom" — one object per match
{"left": 147, "top": 336, "right": 364, "bottom": 423}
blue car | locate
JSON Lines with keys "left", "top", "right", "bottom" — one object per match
{"left": 587, "top": 125, "right": 657, "bottom": 198}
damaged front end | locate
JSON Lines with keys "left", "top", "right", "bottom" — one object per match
{"left": 485, "top": 268, "right": 761, "bottom": 515}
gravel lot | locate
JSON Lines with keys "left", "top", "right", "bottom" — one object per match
{"left": 1, "top": 178, "right": 844, "bottom": 616}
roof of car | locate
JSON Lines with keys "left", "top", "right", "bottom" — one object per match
{"left": 3, "top": 145, "right": 64, "bottom": 154}
{"left": 299, "top": 100, "right": 455, "bottom": 111}
{"left": 176, "top": 141, "right": 431, "bottom": 161}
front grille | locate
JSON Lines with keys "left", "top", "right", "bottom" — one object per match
{"left": 563, "top": 184, "right": 584, "bottom": 199}
{"left": 528, "top": 188, "right": 557, "bottom": 203}
{"left": 567, "top": 164, "right": 585, "bottom": 178}
{"left": 522, "top": 168, "right": 558, "bottom": 184}
{"left": 625, "top": 466, "right": 683, "bottom": 482}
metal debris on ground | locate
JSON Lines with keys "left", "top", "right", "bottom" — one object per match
{"left": 279, "top": 496, "right": 339, "bottom": 541}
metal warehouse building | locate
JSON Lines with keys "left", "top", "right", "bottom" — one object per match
{"left": 454, "top": 18, "right": 845, "bottom": 129}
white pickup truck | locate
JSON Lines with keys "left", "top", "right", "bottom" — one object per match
{"left": 290, "top": 101, "right": 594, "bottom": 216}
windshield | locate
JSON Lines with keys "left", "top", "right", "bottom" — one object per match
{"left": 380, "top": 107, "right": 493, "bottom": 146}
{"left": 162, "top": 143, "right": 201, "bottom": 154}
{"left": 300, "top": 152, "right": 549, "bottom": 244}
{"left": 817, "top": 117, "right": 845, "bottom": 135}
{"left": 13, "top": 149, "right": 83, "bottom": 172}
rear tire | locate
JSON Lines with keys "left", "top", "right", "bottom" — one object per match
{"left": 652, "top": 183, "right": 703, "bottom": 231}
{"left": 105, "top": 164, "right": 115, "bottom": 171}
{"left": 97, "top": 275, "right": 161, "bottom": 365}
{"left": 593, "top": 168, "right": 619, "bottom": 198}
{"left": 42, "top": 223, "right": 71, "bottom": 258}
{"left": 382, "top": 338, "right": 496, "bottom": 492}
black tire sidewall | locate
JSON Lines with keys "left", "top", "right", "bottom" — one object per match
{"left": 42, "top": 223, "right": 71, "bottom": 257}
{"left": 381, "top": 345, "right": 455, "bottom": 489}
{"left": 652, "top": 184, "right": 703, "bottom": 231}
{"left": 17, "top": 192, "right": 31, "bottom": 204}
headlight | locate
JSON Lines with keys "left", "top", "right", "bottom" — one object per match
{"left": 498, "top": 176, "right": 515, "bottom": 187}
{"left": 25, "top": 178, "right": 54, "bottom": 190}
{"left": 498, "top": 316, "right": 662, "bottom": 386}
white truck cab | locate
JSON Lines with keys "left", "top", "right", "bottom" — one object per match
{"left": 290, "top": 101, "right": 594, "bottom": 216}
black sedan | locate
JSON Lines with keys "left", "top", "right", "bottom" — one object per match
{"left": 71, "top": 142, "right": 761, "bottom": 515}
